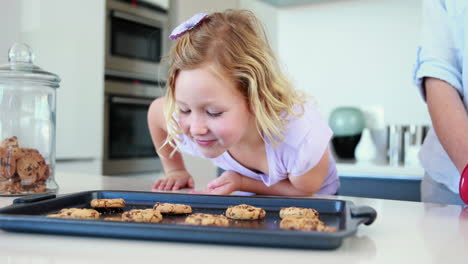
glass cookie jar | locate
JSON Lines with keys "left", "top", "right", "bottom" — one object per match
{"left": 0, "top": 43, "right": 60, "bottom": 195}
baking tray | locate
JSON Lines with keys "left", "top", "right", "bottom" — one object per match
{"left": 0, "top": 190, "right": 376, "bottom": 249}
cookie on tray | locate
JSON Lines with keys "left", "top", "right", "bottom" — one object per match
{"left": 279, "top": 207, "right": 319, "bottom": 219}
{"left": 225, "top": 204, "right": 266, "bottom": 220}
{"left": 91, "top": 198, "right": 126, "bottom": 208}
{"left": 153, "top": 202, "right": 192, "bottom": 214}
{"left": 279, "top": 215, "right": 321, "bottom": 231}
{"left": 47, "top": 208, "right": 101, "bottom": 219}
{"left": 280, "top": 216, "right": 337, "bottom": 232}
{"left": 316, "top": 221, "right": 338, "bottom": 232}
{"left": 185, "top": 213, "right": 229, "bottom": 227}
{"left": 91, "top": 198, "right": 126, "bottom": 213}
{"left": 122, "top": 209, "right": 163, "bottom": 223}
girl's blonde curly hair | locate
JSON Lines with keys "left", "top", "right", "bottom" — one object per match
{"left": 162, "top": 9, "right": 306, "bottom": 155}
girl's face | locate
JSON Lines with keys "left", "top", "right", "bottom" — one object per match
{"left": 174, "top": 63, "right": 254, "bottom": 158}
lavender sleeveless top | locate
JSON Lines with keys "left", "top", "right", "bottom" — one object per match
{"left": 176, "top": 102, "right": 339, "bottom": 194}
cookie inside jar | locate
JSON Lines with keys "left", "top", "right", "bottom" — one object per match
{"left": 0, "top": 136, "right": 50, "bottom": 195}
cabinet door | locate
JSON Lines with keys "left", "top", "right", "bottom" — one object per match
{"left": 339, "top": 176, "right": 421, "bottom": 202}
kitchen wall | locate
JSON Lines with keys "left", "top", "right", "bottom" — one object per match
{"left": 0, "top": 2, "right": 20, "bottom": 61}
{"left": 0, "top": 0, "right": 105, "bottom": 174}
{"left": 170, "top": 0, "right": 239, "bottom": 24}
{"left": 275, "top": 0, "right": 428, "bottom": 126}
{"left": 19, "top": 0, "right": 105, "bottom": 161}
{"left": 240, "top": 0, "right": 279, "bottom": 53}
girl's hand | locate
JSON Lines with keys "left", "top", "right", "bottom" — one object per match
{"left": 152, "top": 170, "right": 194, "bottom": 191}
{"left": 191, "top": 170, "right": 242, "bottom": 195}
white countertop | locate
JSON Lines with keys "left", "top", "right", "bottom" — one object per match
{"left": 0, "top": 171, "right": 467, "bottom": 263}
{"left": 337, "top": 160, "right": 424, "bottom": 179}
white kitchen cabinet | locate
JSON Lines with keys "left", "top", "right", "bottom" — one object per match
{"left": 17, "top": 0, "right": 105, "bottom": 165}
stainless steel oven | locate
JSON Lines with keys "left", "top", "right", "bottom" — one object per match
{"left": 103, "top": 75, "right": 165, "bottom": 175}
{"left": 103, "top": 0, "right": 168, "bottom": 174}
{"left": 105, "top": 0, "right": 169, "bottom": 80}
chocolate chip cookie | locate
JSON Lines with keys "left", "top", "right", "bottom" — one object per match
{"left": 153, "top": 202, "right": 192, "bottom": 214}
{"left": 279, "top": 207, "right": 319, "bottom": 219}
{"left": 279, "top": 215, "right": 321, "bottom": 231}
{"left": 0, "top": 179, "right": 23, "bottom": 194}
{"left": 122, "top": 209, "right": 163, "bottom": 223}
{"left": 185, "top": 213, "right": 229, "bottom": 226}
{"left": 90, "top": 198, "right": 126, "bottom": 208}
{"left": 0, "top": 137, "right": 50, "bottom": 195}
{"left": 280, "top": 215, "right": 337, "bottom": 232}
{"left": 16, "top": 149, "right": 48, "bottom": 185}
{"left": 0, "top": 136, "right": 19, "bottom": 149}
{"left": 0, "top": 147, "right": 17, "bottom": 179}
{"left": 316, "top": 221, "right": 337, "bottom": 232}
{"left": 47, "top": 208, "right": 101, "bottom": 219}
{"left": 225, "top": 204, "right": 266, "bottom": 220}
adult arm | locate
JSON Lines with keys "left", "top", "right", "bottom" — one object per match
{"left": 425, "top": 77, "right": 468, "bottom": 173}
{"left": 415, "top": 0, "right": 468, "bottom": 173}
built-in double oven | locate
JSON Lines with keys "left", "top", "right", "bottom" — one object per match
{"left": 103, "top": 0, "right": 168, "bottom": 175}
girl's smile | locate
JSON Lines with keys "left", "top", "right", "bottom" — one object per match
{"left": 195, "top": 138, "right": 217, "bottom": 147}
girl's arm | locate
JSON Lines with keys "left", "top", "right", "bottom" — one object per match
{"left": 197, "top": 149, "right": 330, "bottom": 196}
{"left": 147, "top": 98, "right": 194, "bottom": 190}
{"left": 241, "top": 149, "right": 330, "bottom": 196}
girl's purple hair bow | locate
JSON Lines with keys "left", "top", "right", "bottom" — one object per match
{"left": 169, "top": 13, "right": 208, "bottom": 40}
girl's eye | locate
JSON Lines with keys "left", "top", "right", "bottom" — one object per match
{"left": 179, "top": 109, "right": 190, "bottom": 114}
{"left": 207, "top": 111, "right": 222, "bottom": 117}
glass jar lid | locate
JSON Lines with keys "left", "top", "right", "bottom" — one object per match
{"left": 0, "top": 43, "right": 61, "bottom": 88}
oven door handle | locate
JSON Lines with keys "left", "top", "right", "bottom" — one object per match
{"left": 111, "top": 97, "right": 154, "bottom": 105}
{"left": 112, "top": 10, "right": 162, "bottom": 28}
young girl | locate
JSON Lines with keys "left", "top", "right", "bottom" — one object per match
{"left": 148, "top": 9, "right": 339, "bottom": 196}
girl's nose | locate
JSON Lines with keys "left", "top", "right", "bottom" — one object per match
{"left": 189, "top": 115, "right": 208, "bottom": 136}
